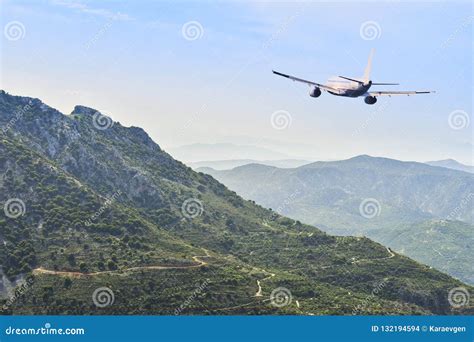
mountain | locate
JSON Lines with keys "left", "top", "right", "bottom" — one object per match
{"left": 202, "top": 156, "right": 474, "bottom": 284}
{"left": 168, "top": 143, "right": 292, "bottom": 163}
{"left": 427, "top": 159, "right": 474, "bottom": 173}
{"left": 189, "top": 159, "right": 311, "bottom": 170}
{"left": 0, "top": 91, "right": 472, "bottom": 315}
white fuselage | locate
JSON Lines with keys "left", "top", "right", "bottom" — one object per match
{"left": 326, "top": 76, "right": 371, "bottom": 97}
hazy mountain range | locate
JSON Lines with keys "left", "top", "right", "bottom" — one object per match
{"left": 426, "top": 159, "right": 474, "bottom": 173}
{"left": 169, "top": 136, "right": 326, "bottom": 162}
{"left": 1, "top": 90, "right": 472, "bottom": 315}
{"left": 187, "top": 159, "right": 311, "bottom": 170}
{"left": 200, "top": 156, "right": 474, "bottom": 284}
{"left": 190, "top": 158, "right": 473, "bottom": 172}
{"left": 168, "top": 143, "right": 293, "bottom": 163}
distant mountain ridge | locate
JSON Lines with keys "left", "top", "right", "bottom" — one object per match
{"left": 190, "top": 159, "right": 311, "bottom": 170}
{"left": 207, "top": 155, "right": 474, "bottom": 224}
{"left": 426, "top": 159, "right": 474, "bottom": 173}
{"left": 168, "top": 143, "right": 293, "bottom": 163}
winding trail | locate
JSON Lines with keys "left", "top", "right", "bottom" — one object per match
{"left": 33, "top": 250, "right": 210, "bottom": 278}
{"left": 254, "top": 270, "right": 276, "bottom": 297}
{"left": 386, "top": 247, "right": 395, "bottom": 259}
{"left": 255, "top": 280, "right": 263, "bottom": 297}
{"left": 32, "top": 247, "right": 312, "bottom": 313}
{"left": 351, "top": 246, "right": 396, "bottom": 265}
{"left": 29, "top": 247, "right": 304, "bottom": 314}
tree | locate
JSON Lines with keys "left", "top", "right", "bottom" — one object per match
{"left": 97, "top": 261, "right": 105, "bottom": 271}
{"left": 67, "top": 253, "right": 76, "bottom": 266}
{"left": 107, "top": 260, "right": 117, "bottom": 270}
{"left": 79, "top": 262, "right": 88, "bottom": 272}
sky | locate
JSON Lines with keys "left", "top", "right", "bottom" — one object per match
{"left": 0, "top": 0, "right": 472, "bottom": 164}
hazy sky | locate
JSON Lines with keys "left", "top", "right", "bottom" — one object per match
{"left": 1, "top": 0, "right": 472, "bottom": 163}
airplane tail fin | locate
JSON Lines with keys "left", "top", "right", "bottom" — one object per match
{"left": 362, "top": 48, "right": 375, "bottom": 84}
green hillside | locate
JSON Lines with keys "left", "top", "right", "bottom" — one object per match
{"left": 370, "top": 219, "right": 474, "bottom": 285}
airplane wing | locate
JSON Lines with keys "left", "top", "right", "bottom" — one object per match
{"left": 368, "top": 90, "right": 435, "bottom": 96}
{"left": 272, "top": 70, "right": 340, "bottom": 93}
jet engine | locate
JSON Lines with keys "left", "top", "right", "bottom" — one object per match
{"left": 309, "top": 86, "right": 321, "bottom": 98}
{"left": 364, "top": 96, "right": 377, "bottom": 105}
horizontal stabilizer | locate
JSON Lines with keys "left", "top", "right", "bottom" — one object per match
{"left": 338, "top": 76, "right": 364, "bottom": 84}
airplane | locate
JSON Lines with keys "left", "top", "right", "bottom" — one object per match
{"left": 272, "top": 49, "right": 434, "bottom": 105}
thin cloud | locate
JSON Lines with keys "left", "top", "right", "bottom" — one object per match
{"left": 51, "top": 0, "right": 134, "bottom": 21}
